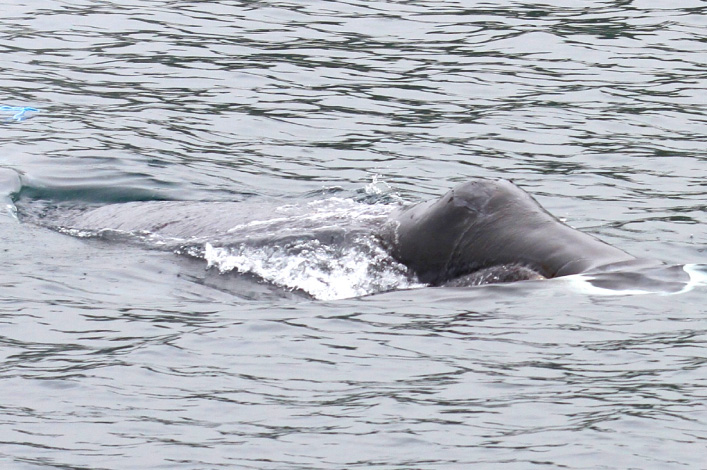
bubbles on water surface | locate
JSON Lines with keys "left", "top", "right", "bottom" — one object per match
{"left": 200, "top": 236, "right": 419, "bottom": 300}
{"left": 194, "top": 196, "right": 422, "bottom": 300}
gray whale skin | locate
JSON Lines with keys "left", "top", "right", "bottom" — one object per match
{"left": 382, "top": 178, "right": 657, "bottom": 286}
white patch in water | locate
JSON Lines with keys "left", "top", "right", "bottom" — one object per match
{"left": 681, "top": 264, "right": 707, "bottom": 293}
{"left": 564, "top": 274, "right": 655, "bottom": 296}
{"left": 226, "top": 197, "right": 392, "bottom": 235}
{"left": 202, "top": 237, "right": 420, "bottom": 301}
{"left": 364, "top": 174, "right": 390, "bottom": 195}
{"left": 2, "top": 200, "right": 18, "bottom": 219}
{"left": 57, "top": 226, "right": 112, "bottom": 238}
{"left": 564, "top": 264, "right": 707, "bottom": 296}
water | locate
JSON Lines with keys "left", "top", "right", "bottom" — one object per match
{"left": 1, "top": 1, "right": 706, "bottom": 468}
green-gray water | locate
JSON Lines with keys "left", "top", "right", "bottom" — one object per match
{"left": 1, "top": 1, "right": 706, "bottom": 469}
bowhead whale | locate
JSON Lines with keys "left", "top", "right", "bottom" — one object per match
{"left": 11, "top": 171, "right": 700, "bottom": 294}
{"left": 381, "top": 178, "right": 660, "bottom": 286}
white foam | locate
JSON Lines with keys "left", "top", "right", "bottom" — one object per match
{"left": 364, "top": 174, "right": 390, "bottom": 195}
{"left": 681, "top": 264, "right": 707, "bottom": 293}
{"left": 2, "top": 200, "right": 18, "bottom": 220}
{"left": 202, "top": 237, "right": 420, "bottom": 300}
{"left": 564, "top": 264, "right": 707, "bottom": 296}
{"left": 227, "top": 197, "right": 392, "bottom": 235}
{"left": 57, "top": 226, "right": 107, "bottom": 238}
{"left": 564, "top": 274, "right": 654, "bottom": 296}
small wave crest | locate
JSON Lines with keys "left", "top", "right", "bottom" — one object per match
{"left": 189, "top": 194, "right": 425, "bottom": 300}
{"left": 186, "top": 195, "right": 424, "bottom": 300}
{"left": 191, "top": 236, "right": 421, "bottom": 301}
{"left": 565, "top": 263, "right": 707, "bottom": 296}
{"left": 683, "top": 264, "right": 707, "bottom": 290}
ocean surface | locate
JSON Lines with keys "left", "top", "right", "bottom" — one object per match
{"left": 1, "top": 1, "right": 706, "bottom": 469}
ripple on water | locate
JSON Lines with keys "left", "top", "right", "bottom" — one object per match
{"left": 1, "top": 1, "right": 706, "bottom": 469}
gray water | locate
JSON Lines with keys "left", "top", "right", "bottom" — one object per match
{"left": 1, "top": 1, "right": 706, "bottom": 469}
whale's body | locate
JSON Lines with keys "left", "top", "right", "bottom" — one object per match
{"left": 15, "top": 175, "right": 699, "bottom": 295}
{"left": 382, "top": 178, "right": 651, "bottom": 285}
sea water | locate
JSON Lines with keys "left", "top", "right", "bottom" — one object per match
{"left": 1, "top": 1, "right": 705, "bottom": 469}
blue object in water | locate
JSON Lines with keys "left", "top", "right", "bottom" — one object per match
{"left": 1, "top": 105, "right": 39, "bottom": 121}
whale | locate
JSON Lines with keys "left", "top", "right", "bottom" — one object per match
{"left": 14, "top": 173, "right": 702, "bottom": 295}
{"left": 380, "top": 178, "right": 661, "bottom": 286}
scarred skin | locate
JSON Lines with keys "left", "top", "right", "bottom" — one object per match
{"left": 381, "top": 178, "right": 651, "bottom": 286}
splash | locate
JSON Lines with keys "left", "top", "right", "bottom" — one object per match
{"left": 190, "top": 195, "right": 424, "bottom": 299}
{"left": 565, "top": 263, "right": 707, "bottom": 296}
{"left": 189, "top": 195, "right": 424, "bottom": 300}
{"left": 198, "top": 235, "right": 420, "bottom": 301}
